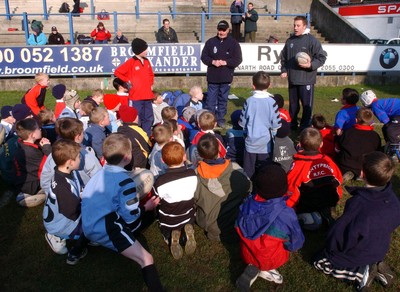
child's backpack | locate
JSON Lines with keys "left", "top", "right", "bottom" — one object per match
{"left": 172, "top": 93, "right": 191, "bottom": 116}
{"left": 59, "top": 2, "right": 70, "bottom": 13}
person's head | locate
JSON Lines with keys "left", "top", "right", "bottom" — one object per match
{"left": 162, "top": 19, "right": 171, "bottom": 30}
{"left": 252, "top": 71, "right": 270, "bottom": 91}
{"left": 35, "top": 72, "right": 50, "bottom": 87}
{"left": 52, "top": 84, "right": 66, "bottom": 100}
{"left": 113, "top": 77, "right": 129, "bottom": 92}
{"left": 161, "top": 106, "right": 178, "bottom": 121}
{"left": 1, "top": 105, "right": 15, "bottom": 124}
{"left": 182, "top": 106, "right": 196, "bottom": 123}
{"left": 152, "top": 123, "right": 173, "bottom": 145}
{"left": 89, "top": 107, "right": 110, "bottom": 127}
{"left": 272, "top": 94, "right": 284, "bottom": 109}
{"left": 197, "top": 133, "right": 219, "bottom": 160}
{"left": 131, "top": 38, "right": 148, "bottom": 57}
{"left": 311, "top": 113, "right": 328, "bottom": 130}
{"left": 15, "top": 118, "right": 41, "bottom": 141}
{"left": 97, "top": 22, "right": 105, "bottom": 30}
{"left": 102, "top": 133, "right": 132, "bottom": 166}
{"left": 217, "top": 20, "right": 230, "bottom": 39}
{"left": 247, "top": 2, "right": 254, "bottom": 10}
{"left": 164, "top": 119, "right": 181, "bottom": 135}
{"left": 52, "top": 139, "right": 81, "bottom": 170}
{"left": 103, "top": 94, "right": 121, "bottom": 112}
{"left": 63, "top": 89, "right": 81, "bottom": 109}
{"left": 56, "top": 117, "right": 84, "bottom": 142}
{"left": 12, "top": 104, "right": 33, "bottom": 121}
{"left": 198, "top": 111, "right": 217, "bottom": 131}
{"left": 356, "top": 107, "right": 374, "bottom": 126}
{"left": 116, "top": 30, "right": 123, "bottom": 38}
{"left": 79, "top": 100, "right": 95, "bottom": 116}
{"left": 189, "top": 86, "right": 204, "bottom": 102}
{"left": 91, "top": 89, "right": 104, "bottom": 105}
{"left": 230, "top": 109, "right": 243, "bottom": 130}
{"left": 299, "top": 127, "right": 322, "bottom": 151}
{"left": 37, "top": 109, "right": 55, "bottom": 125}
{"left": 341, "top": 88, "right": 359, "bottom": 105}
{"left": 162, "top": 141, "right": 185, "bottom": 167}
{"left": 117, "top": 105, "right": 138, "bottom": 124}
{"left": 362, "top": 151, "right": 395, "bottom": 187}
{"left": 254, "top": 164, "right": 288, "bottom": 200}
{"left": 51, "top": 26, "right": 58, "bottom": 35}
{"left": 276, "top": 120, "right": 291, "bottom": 138}
{"left": 360, "top": 90, "right": 378, "bottom": 107}
{"left": 293, "top": 16, "right": 307, "bottom": 36}
{"left": 152, "top": 91, "right": 164, "bottom": 105}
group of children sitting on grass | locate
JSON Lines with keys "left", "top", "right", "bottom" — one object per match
{"left": 0, "top": 70, "right": 400, "bottom": 291}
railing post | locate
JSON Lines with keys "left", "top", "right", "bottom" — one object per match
{"left": 208, "top": 0, "right": 212, "bottom": 20}
{"left": 113, "top": 11, "right": 118, "bottom": 33}
{"left": 68, "top": 12, "right": 75, "bottom": 44}
{"left": 135, "top": 0, "right": 140, "bottom": 20}
{"left": 172, "top": 0, "right": 176, "bottom": 20}
{"left": 158, "top": 12, "right": 162, "bottom": 29}
{"left": 5, "top": 0, "right": 11, "bottom": 20}
{"left": 306, "top": 13, "right": 310, "bottom": 27}
{"left": 201, "top": 11, "right": 205, "bottom": 43}
{"left": 276, "top": 0, "right": 280, "bottom": 20}
{"left": 23, "top": 12, "right": 29, "bottom": 45}
{"left": 91, "top": 0, "right": 95, "bottom": 20}
{"left": 43, "top": 0, "right": 48, "bottom": 20}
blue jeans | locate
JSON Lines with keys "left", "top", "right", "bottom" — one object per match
{"left": 205, "top": 83, "right": 231, "bottom": 126}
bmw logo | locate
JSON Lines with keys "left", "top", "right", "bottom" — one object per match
{"left": 379, "top": 48, "right": 399, "bottom": 69}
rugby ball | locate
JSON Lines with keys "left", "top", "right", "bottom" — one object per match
{"left": 129, "top": 168, "right": 155, "bottom": 200}
{"left": 297, "top": 212, "right": 322, "bottom": 231}
{"left": 295, "top": 52, "right": 311, "bottom": 65}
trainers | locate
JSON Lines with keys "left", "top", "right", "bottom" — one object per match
{"left": 16, "top": 192, "right": 46, "bottom": 207}
{"left": 66, "top": 248, "right": 88, "bottom": 265}
{"left": 331, "top": 98, "right": 339, "bottom": 102}
{"left": 342, "top": 171, "right": 355, "bottom": 183}
{"left": 45, "top": 233, "right": 68, "bottom": 255}
{"left": 357, "top": 264, "right": 377, "bottom": 291}
{"left": 170, "top": 230, "right": 183, "bottom": 260}
{"left": 236, "top": 264, "right": 260, "bottom": 292}
{"left": 184, "top": 224, "right": 196, "bottom": 255}
{"left": 376, "top": 261, "right": 395, "bottom": 287}
{"left": 258, "top": 269, "right": 283, "bottom": 284}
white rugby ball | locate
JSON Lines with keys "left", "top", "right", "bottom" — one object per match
{"left": 295, "top": 52, "right": 311, "bottom": 65}
{"left": 297, "top": 212, "right": 322, "bottom": 231}
{"left": 129, "top": 168, "right": 155, "bottom": 199}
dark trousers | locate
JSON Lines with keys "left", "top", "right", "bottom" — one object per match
{"left": 289, "top": 84, "right": 314, "bottom": 129}
{"left": 205, "top": 83, "right": 231, "bottom": 126}
{"left": 243, "top": 150, "right": 272, "bottom": 180}
{"left": 130, "top": 100, "right": 154, "bottom": 137}
{"left": 382, "top": 121, "right": 400, "bottom": 144}
{"left": 231, "top": 23, "right": 241, "bottom": 41}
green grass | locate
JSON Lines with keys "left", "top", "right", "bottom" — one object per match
{"left": 1, "top": 86, "right": 400, "bottom": 291}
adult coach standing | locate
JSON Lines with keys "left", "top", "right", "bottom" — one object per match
{"left": 201, "top": 20, "right": 242, "bottom": 128}
{"left": 280, "top": 16, "right": 327, "bottom": 131}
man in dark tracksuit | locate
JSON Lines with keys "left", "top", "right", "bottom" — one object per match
{"left": 280, "top": 16, "right": 327, "bottom": 131}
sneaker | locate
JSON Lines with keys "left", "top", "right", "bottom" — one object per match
{"left": 184, "top": 224, "right": 196, "bottom": 255}
{"left": 66, "top": 248, "right": 88, "bottom": 265}
{"left": 16, "top": 192, "right": 46, "bottom": 207}
{"left": 376, "top": 261, "right": 395, "bottom": 287}
{"left": 342, "top": 171, "right": 355, "bottom": 183}
{"left": 258, "top": 269, "right": 283, "bottom": 284}
{"left": 357, "top": 264, "right": 377, "bottom": 291}
{"left": 236, "top": 264, "right": 260, "bottom": 292}
{"left": 331, "top": 98, "right": 339, "bottom": 102}
{"left": 170, "top": 230, "right": 183, "bottom": 260}
{"left": 45, "top": 233, "right": 68, "bottom": 255}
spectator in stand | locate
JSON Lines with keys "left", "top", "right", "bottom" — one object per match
{"left": 47, "top": 26, "right": 65, "bottom": 45}
{"left": 28, "top": 20, "right": 47, "bottom": 45}
{"left": 243, "top": 2, "right": 258, "bottom": 43}
{"left": 156, "top": 19, "right": 179, "bottom": 43}
{"left": 90, "top": 22, "right": 111, "bottom": 44}
{"left": 52, "top": 84, "right": 66, "bottom": 119}
{"left": 230, "top": 0, "right": 244, "bottom": 42}
{"left": 71, "top": 0, "right": 81, "bottom": 15}
{"left": 21, "top": 72, "right": 49, "bottom": 116}
{"left": 112, "top": 30, "right": 129, "bottom": 44}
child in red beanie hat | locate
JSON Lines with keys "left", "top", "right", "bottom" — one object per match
{"left": 103, "top": 94, "right": 122, "bottom": 133}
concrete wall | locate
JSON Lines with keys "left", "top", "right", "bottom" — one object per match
{"left": 1, "top": 73, "right": 399, "bottom": 91}
{"left": 310, "top": 0, "right": 369, "bottom": 43}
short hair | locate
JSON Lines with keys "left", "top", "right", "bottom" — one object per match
{"left": 89, "top": 107, "right": 107, "bottom": 124}
{"left": 113, "top": 78, "right": 128, "bottom": 91}
{"left": 161, "top": 106, "right": 178, "bottom": 121}
{"left": 80, "top": 100, "right": 96, "bottom": 116}
{"left": 294, "top": 15, "right": 307, "bottom": 25}
{"left": 252, "top": 71, "right": 270, "bottom": 91}
{"left": 299, "top": 127, "right": 322, "bottom": 151}
{"left": 311, "top": 114, "right": 327, "bottom": 130}
{"left": 356, "top": 107, "right": 374, "bottom": 125}
{"left": 342, "top": 88, "right": 359, "bottom": 105}
{"left": 189, "top": 85, "right": 202, "bottom": 97}
{"left": 163, "top": 119, "right": 178, "bottom": 133}
{"left": 152, "top": 91, "right": 161, "bottom": 101}
{"left": 197, "top": 133, "right": 219, "bottom": 160}
{"left": 362, "top": 151, "right": 395, "bottom": 186}
{"left": 52, "top": 139, "right": 81, "bottom": 166}
{"left": 198, "top": 111, "right": 216, "bottom": 131}
{"left": 103, "top": 133, "right": 132, "bottom": 165}
{"left": 162, "top": 141, "right": 185, "bottom": 166}
{"left": 92, "top": 89, "right": 104, "bottom": 97}
{"left": 163, "top": 19, "right": 170, "bottom": 24}
{"left": 37, "top": 109, "right": 54, "bottom": 125}
{"left": 15, "top": 118, "right": 39, "bottom": 140}
{"left": 56, "top": 118, "right": 84, "bottom": 140}
{"left": 153, "top": 124, "right": 172, "bottom": 144}
{"left": 272, "top": 94, "right": 284, "bottom": 109}
{"left": 35, "top": 72, "right": 49, "bottom": 83}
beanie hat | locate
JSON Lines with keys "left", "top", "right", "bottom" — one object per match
{"left": 272, "top": 94, "right": 284, "bottom": 109}
{"left": 360, "top": 90, "right": 377, "bottom": 107}
{"left": 63, "top": 90, "right": 80, "bottom": 109}
{"left": 230, "top": 109, "right": 243, "bottom": 129}
{"left": 1, "top": 105, "right": 13, "bottom": 119}
{"left": 12, "top": 104, "right": 32, "bottom": 121}
{"left": 131, "top": 38, "right": 148, "bottom": 55}
{"left": 254, "top": 164, "right": 288, "bottom": 200}
{"left": 118, "top": 105, "right": 138, "bottom": 123}
{"left": 182, "top": 106, "right": 196, "bottom": 123}
{"left": 276, "top": 120, "right": 290, "bottom": 138}
{"left": 52, "top": 84, "right": 66, "bottom": 100}
{"left": 103, "top": 94, "right": 121, "bottom": 110}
